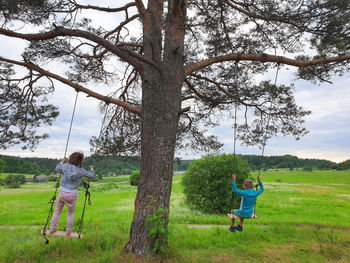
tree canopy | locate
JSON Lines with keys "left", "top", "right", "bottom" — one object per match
{"left": 1, "top": 0, "right": 350, "bottom": 153}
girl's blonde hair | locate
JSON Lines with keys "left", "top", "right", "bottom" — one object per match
{"left": 68, "top": 152, "right": 84, "bottom": 167}
{"left": 243, "top": 179, "right": 253, "bottom": 190}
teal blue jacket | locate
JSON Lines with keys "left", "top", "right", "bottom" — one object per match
{"left": 232, "top": 181, "right": 264, "bottom": 215}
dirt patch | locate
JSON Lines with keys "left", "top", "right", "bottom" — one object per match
{"left": 298, "top": 186, "right": 333, "bottom": 195}
{"left": 294, "top": 223, "right": 350, "bottom": 231}
{"left": 213, "top": 253, "right": 239, "bottom": 263}
{"left": 187, "top": 224, "right": 227, "bottom": 229}
{"left": 0, "top": 225, "right": 41, "bottom": 229}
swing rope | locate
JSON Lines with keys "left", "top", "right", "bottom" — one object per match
{"left": 42, "top": 91, "right": 87, "bottom": 243}
{"left": 232, "top": 103, "right": 238, "bottom": 203}
{"left": 232, "top": 59, "right": 280, "bottom": 217}
{"left": 257, "top": 62, "right": 280, "bottom": 177}
{"left": 77, "top": 101, "right": 110, "bottom": 239}
{"left": 253, "top": 61, "right": 280, "bottom": 216}
{"left": 233, "top": 103, "right": 238, "bottom": 160}
{"left": 78, "top": 181, "right": 91, "bottom": 238}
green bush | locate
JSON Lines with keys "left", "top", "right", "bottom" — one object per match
{"left": 47, "top": 175, "right": 58, "bottom": 182}
{"left": 7, "top": 183, "right": 20, "bottom": 188}
{"left": 146, "top": 205, "right": 169, "bottom": 255}
{"left": 4, "top": 174, "right": 27, "bottom": 188}
{"left": 130, "top": 170, "right": 140, "bottom": 186}
{"left": 303, "top": 166, "right": 313, "bottom": 171}
{"left": 93, "top": 183, "right": 119, "bottom": 192}
{"left": 98, "top": 173, "right": 103, "bottom": 181}
{"left": 182, "top": 154, "right": 251, "bottom": 214}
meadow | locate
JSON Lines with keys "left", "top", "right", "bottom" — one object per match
{"left": 0, "top": 170, "right": 350, "bottom": 262}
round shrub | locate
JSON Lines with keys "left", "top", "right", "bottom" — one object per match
{"left": 7, "top": 182, "right": 20, "bottom": 188}
{"left": 47, "top": 175, "right": 58, "bottom": 182}
{"left": 130, "top": 170, "right": 140, "bottom": 186}
{"left": 303, "top": 166, "right": 313, "bottom": 171}
{"left": 182, "top": 154, "right": 251, "bottom": 214}
{"left": 4, "top": 174, "right": 26, "bottom": 188}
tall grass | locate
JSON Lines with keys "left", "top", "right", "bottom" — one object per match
{"left": 0, "top": 170, "right": 349, "bottom": 262}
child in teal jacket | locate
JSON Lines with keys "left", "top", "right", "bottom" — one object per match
{"left": 228, "top": 174, "right": 264, "bottom": 232}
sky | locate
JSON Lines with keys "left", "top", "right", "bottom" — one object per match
{"left": 1, "top": 1, "right": 350, "bottom": 163}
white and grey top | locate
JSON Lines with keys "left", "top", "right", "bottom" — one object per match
{"left": 55, "top": 162, "right": 95, "bottom": 194}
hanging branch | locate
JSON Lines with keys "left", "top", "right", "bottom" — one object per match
{"left": 0, "top": 56, "right": 141, "bottom": 114}
{"left": 0, "top": 27, "right": 161, "bottom": 74}
{"left": 185, "top": 53, "right": 350, "bottom": 75}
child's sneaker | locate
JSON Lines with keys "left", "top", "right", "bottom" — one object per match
{"left": 235, "top": 225, "right": 243, "bottom": 232}
{"left": 229, "top": 226, "right": 236, "bottom": 233}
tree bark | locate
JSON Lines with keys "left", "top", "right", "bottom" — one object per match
{"left": 122, "top": 0, "right": 186, "bottom": 256}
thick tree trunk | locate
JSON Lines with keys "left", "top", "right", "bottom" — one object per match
{"left": 122, "top": 0, "right": 186, "bottom": 256}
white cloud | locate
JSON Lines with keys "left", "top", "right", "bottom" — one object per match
{"left": 192, "top": 69, "right": 350, "bottom": 163}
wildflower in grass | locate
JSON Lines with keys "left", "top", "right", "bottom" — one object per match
{"left": 88, "top": 242, "right": 95, "bottom": 251}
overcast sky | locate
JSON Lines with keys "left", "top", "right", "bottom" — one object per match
{"left": 1, "top": 1, "right": 350, "bottom": 163}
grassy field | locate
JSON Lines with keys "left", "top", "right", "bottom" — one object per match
{"left": 1, "top": 173, "right": 29, "bottom": 179}
{"left": 1, "top": 170, "right": 350, "bottom": 262}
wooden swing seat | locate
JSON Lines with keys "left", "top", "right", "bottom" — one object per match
{"left": 41, "top": 230, "right": 82, "bottom": 238}
{"left": 226, "top": 213, "right": 258, "bottom": 219}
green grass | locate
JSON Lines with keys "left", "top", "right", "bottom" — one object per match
{"left": 0, "top": 173, "right": 35, "bottom": 179}
{"left": 1, "top": 170, "right": 350, "bottom": 262}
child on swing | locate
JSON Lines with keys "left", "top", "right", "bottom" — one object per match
{"left": 49, "top": 152, "right": 95, "bottom": 236}
{"left": 227, "top": 174, "right": 264, "bottom": 232}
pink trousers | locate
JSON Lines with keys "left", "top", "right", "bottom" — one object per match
{"left": 50, "top": 191, "right": 78, "bottom": 234}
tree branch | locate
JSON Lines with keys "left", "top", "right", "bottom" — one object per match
{"left": 72, "top": 2, "right": 137, "bottom": 13}
{"left": 185, "top": 53, "right": 350, "bottom": 75}
{"left": 184, "top": 78, "right": 230, "bottom": 105}
{"left": 0, "top": 56, "right": 141, "bottom": 115}
{"left": 0, "top": 27, "right": 160, "bottom": 74}
{"left": 222, "top": 0, "right": 309, "bottom": 30}
{"left": 135, "top": 0, "right": 148, "bottom": 25}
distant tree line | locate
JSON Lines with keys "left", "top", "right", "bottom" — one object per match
{"left": 0, "top": 155, "right": 193, "bottom": 176}
{"left": 337, "top": 159, "right": 350, "bottom": 170}
{"left": 0, "top": 155, "right": 48, "bottom": 175}
{"left": 0, "top": 154, "right": 347, "bottom": 176}
{"left": 239, "top": 154, "right": 338, "bottom": 171}
{"left": 83, "top": 156, "right": 140, "bottom": 176}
